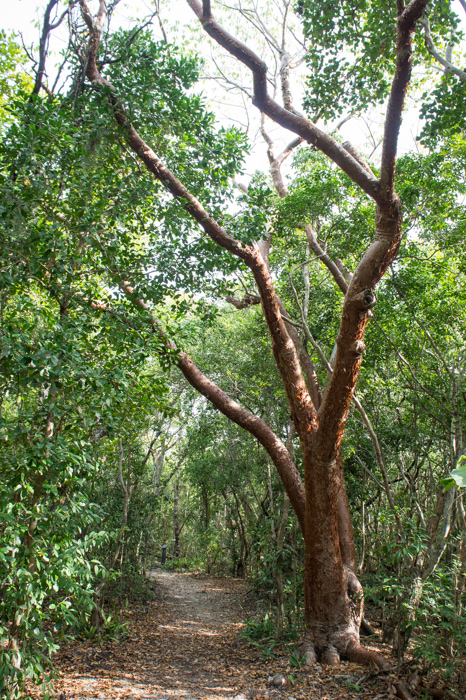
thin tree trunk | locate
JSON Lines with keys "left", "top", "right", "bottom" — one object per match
{"left": 92, "top": 438, "right": 132, "bottom": 630}
{"left": 275, "top": 492, "right": 290, "bottom": 633}
{"left": 80, "top": 0, "right": 427, "bottom": 672}
{"left": 231, "top": 487, "right": 249, "bottom": 575}
{"left": 110, "top": 437, "right": 131, "bottom": 570}
{"left": 173, "top": 476, "right": 180, "bottom": 558}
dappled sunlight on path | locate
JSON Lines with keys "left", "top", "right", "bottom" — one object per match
{"left": 41, "top": 570, "right": 414, "bottom": 700}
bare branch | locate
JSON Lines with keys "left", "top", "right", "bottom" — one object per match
{"left": 210, "top": 57, "right": 253, "bottom": 99}
{"left": 280, "top": 0, "right": 291, "bottom": 52}
{"left": 31, "top": 0, "right": 68, "bottom": 97}
{"left": 419, "top": 15, "right": 466, "bottom": 82}
{"left": 231, "top": 178, "right": 248, "bottom": 194}
{"left": 227, "top": 2, "right": 281, "bottom": 53}
{"left": 186, "top": 0, "right": 382, "bottom": 203}
{"left": 226, "top": 292, "right": 260, "bottom": 308}
{"left": 304, "top": 226, "right": 349, "bottom": 295}
{"left": 276, "top": 135, "right": 303, "bottom": 165}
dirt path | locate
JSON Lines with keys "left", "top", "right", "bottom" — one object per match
{"left": 52, "top": 570, "right": 266, "bottom": 700}
{"left": 48, "top": 570, "right": 410, "bottom": 700}
{"left": 139, "top": 569, "right": 251, "bottom": 699}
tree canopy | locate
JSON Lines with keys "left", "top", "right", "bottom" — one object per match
{"left": 1, "top": 0, "right": 466, "bottom": 697}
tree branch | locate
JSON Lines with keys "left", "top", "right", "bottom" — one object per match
{"left": 186, "top": 0, "right": 415, "bottom": 467}
{"left": 380, "top": 0, "right": 429, "bottom": 193}
{"left": 79, "top": 0, "right": 318, "bottom": 463}
{"left": 304, "top": 226, "right": 349, "bottom": 295}
{"left": 419, "top": 15, "right": 466, "bottom": 82}
{"left": 186, "top": 0, "right": 382, "bottom": 204}
{"left": 87, "top": 277, "right": 308, "bottom": 533}
{"left": 176, "top": 351, "right": 306, "bottom": 533}
{"left": 31, "top": 0, "right": 67, "bottom": 97}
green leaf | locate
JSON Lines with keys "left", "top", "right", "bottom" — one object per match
{"left": 449, "top": 465, "right": 466, "bottom": 488}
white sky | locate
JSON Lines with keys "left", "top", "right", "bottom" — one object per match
{"left": 2, "top": 0, "right": 466, "bottom": 180}
{"left": 3, "top": 0, "right": 116, "bottom": 34}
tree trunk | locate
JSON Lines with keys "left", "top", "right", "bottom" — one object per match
{"left": 80, "top": 0, "right": 428, "bottom": 671}
{"left": 275, "top": 492, "right": 289, "bottom": 634}
{"left": 173, "top": 476, "right": 180, "bottom": 558}
{"left": 300, "top": 449, "right": 362, "bottom": 664}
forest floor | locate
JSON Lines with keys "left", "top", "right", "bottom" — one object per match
{"left": 44, "top": 570, "right": 462, "bottom": 700}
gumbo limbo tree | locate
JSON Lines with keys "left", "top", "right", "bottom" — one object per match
{"left": 25, "top": 0, "right": 458, "bottom": 669}
{"left": 78, "top": 0, "right": 446, "bottom": 666}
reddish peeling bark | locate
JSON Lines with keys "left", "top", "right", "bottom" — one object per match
{"left": 176, "top": 350, "right": 307, "bottom": 534}
{"left": 90, "top": 288, "right": 308, "bottom": 533}
{"left": 279, "top": 301, "right": 322, "bottom": 411}
{"left": 79, "top": 0, "right": 429, "bottom": 671}
{"left": 336, "top": 454, "right": 357, "bottom": 574}
{"left": 186, "top": 0, "right": 382, "bottom": 203}
{"left": 184, "top": 0, "right": 428, "bottom": 666}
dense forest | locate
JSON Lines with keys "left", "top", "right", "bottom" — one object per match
{"left": 1, "top": 0, "right": 466, "bottom": 698}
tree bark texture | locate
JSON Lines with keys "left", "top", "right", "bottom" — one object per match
{"left": 79, "top": 0, "right": 428, "bottom": 667}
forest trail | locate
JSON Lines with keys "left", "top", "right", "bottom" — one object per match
{"left": 49, "top": 570, "right": 401, "bottom": 700}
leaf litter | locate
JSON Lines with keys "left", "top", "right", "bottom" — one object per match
{"left": 29, "top": 570, "right": 462, "bottom": 700}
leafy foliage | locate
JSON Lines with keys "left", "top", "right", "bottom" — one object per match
{"left": 420, "top": 74, "right": 466, "bottom": 145}
{"left": 2, "top": 3, "right": 466, "bottom": 696}
{"left": 0, "top": 27, "right": 248, "bottom": 696}
{"left": 0, "top": 31, "right": 32, "bottom": 129}
{"left": 298, "top": 0, "right": 460, "bottom": 121}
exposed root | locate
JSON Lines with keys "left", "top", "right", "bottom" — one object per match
{"left": 393, "top": 680, "right": 414, "bottom": 700}
{"left": 344, "top": 641, "right": 417, "bottom": 700}
{"left": 304, "top": 648, "right": 317, "bottom": 665}
{"left": 321, "top": 645, "right": 340, "bottom": 666}
{"left": 345, "top": 639, "right": 390, "bottom": 670}
{"left": 360, "top": 616, "right": 379, "bottom": 636}
{"left": 301, "top": 631, "right": 388, "bottom": 669}
{"left": 300, "top": 633, "right": 420, "bottom": 700}
{"left": 299, "top": 639, "right": 317, "bottom": 666}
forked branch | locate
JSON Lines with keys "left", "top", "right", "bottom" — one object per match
{"left": 419, "top": 14, "right": 466, "bottom": 82}
{"left": 186, "top": 0, "right": 382, "bottom": 203}
{"left": 31, "top": 0, "right": 69, "bottom": 97}
{"left": 78, "top": 0, "right": 318, "bottom": 460}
